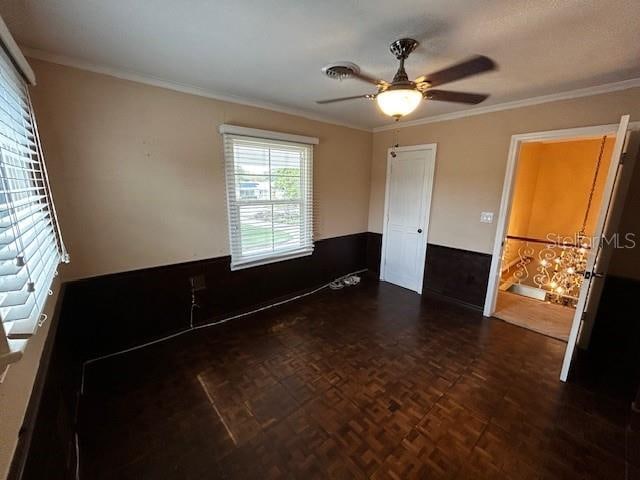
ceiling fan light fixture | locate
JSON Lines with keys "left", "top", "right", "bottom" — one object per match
{"left": 376, "top": 88, "right": 422, "bottom": 119}
{"left": 316, "top": 38, "right": 495, "bottom": 118}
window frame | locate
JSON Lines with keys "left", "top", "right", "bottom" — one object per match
{"left": 220, "top": 126, "right": 316, "bottom": 271}
{"left": 0, "top": 40, "right": 67, "bottom": 371}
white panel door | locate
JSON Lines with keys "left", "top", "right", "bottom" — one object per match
{"left": 560, "top": 115, "right": 630, "bottom": 382}
{"left": 381, "top": 146, "right": 436, "bottom": 293}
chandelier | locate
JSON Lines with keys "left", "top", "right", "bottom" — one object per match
{"left": 532, "top": 240, "right": 589, "bottom": 306}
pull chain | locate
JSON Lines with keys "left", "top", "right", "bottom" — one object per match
{"left": 390, "top": 128, "right": 400, "bottom": 157}
{"left": 579, "top": 135, "right": 607, "bottom": 237}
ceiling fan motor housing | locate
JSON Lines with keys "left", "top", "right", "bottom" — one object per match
{"left": 390, "top": 38, "right": 419, "bottom": 60}
{"left": 389, "top": 38, "right": 419, "bottom": 88}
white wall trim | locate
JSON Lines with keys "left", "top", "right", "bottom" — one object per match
{"left": 0, "top": 16, "right": 35, "bottom": 85}
{"left": 372, "top": 78, "right": 640, "bottom": 132}
{"left": 219, "top": 124, "right": 319, "bottom": 145}
{"left": 22, "top": 47, "right": 370, "bottom": 132}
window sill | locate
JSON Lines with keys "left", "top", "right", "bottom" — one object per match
{"left": 231, "top": 248, "right": 313, "bottom": 271}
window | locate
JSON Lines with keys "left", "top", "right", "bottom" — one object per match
{"left": 221, "top": 126, "right": 316, "bottom": 270}
{"left": 0, "top": 44, "right": 67, "bottom": 368}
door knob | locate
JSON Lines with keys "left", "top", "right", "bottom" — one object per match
{"left": 417, "top": 228, "right": 423, "bottom": 233}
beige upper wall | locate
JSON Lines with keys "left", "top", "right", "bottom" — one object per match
{"left": 28, "top": 59, "right": 372, "bottom": 281}
{"left": 369, "top": 87, "right": 640, "bottom": 257}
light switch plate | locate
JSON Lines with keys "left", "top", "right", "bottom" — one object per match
{"left": 480, "top": 211, "right": 494, "bottom": 223}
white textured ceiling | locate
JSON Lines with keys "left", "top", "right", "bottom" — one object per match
{"left": 2, "top": 0, "right": 640, "bottom": 129}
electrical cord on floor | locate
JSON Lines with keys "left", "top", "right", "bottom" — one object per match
{"left": 75, "top": 268, "right": 369, "bottom": 434}
{"left": 74, "top": 268, "right": 366, "bottom": 479}
{"left": 79, "top": 268, "right": 368, "bottom": 394}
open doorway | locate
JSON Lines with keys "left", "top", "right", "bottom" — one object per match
{"left": 493, "top": 135, "right": 616, "bottom": 341}
{"left": 484, "top": 117, "right": 638, "bottom": 382}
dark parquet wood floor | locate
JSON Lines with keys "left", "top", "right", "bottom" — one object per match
{"left": 80, "top": 279, "right": 635, "bottom": 479}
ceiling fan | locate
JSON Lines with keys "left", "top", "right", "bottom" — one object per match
{"left": 317, "top": 38, "right": 496, "bottom": 120}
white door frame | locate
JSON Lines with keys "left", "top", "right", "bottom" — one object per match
{"left": 380, "top": 143, "right": 437, "bottom": 294}
{"left": 483, "top": 121, "right": 640, "bottom": 318}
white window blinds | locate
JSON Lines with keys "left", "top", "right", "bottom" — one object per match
{"left": 0, "top": 44, "right": 67, "bottom": 367}
{"left": 223, "top": 131, "right": 314, "bottom": 270}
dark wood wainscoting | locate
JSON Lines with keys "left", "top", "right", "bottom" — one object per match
{"left": 62, "top": 232, "right": 368, "bottom": 358}
{"left": 365, "top": 232, "right": 383, "bottom": 276}
{"left": 423, "top": 244, "right": 492, "bottom": 309}
{"left": 366, "top": 233, "right": 492, "bottom": 309}
{"left": 11, "top": 232, "right": 368, "bottom": 480}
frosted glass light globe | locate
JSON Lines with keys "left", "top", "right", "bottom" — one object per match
{"left": 376, "top": 89, "right": 422, "bottom": 118}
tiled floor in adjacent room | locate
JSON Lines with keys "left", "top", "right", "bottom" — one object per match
{"left": 80, "top": 279, "right": 634, "bottom": 479}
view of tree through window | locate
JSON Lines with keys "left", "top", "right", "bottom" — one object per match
{"left": 224, "top": 135, "right": 313, "bottom": 268}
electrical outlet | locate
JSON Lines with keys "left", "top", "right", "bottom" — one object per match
{"left": 190, "top": 274, "right": 206, "bottom": 291}
{"left": 480, "top": 211, "right": 494, "bottom": 223}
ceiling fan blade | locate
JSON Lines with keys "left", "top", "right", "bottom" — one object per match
{"left": 316, "top": 94, "right": 374, "bottom": 104}
{"left": 416, "top": 55, "right": 496, "bottom": 87}
{"left": 424, "top": 90, "right": 489, "bottom": 104}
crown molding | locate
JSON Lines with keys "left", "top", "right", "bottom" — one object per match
{"left": 22, "top": 47, "right": 371, "bottom": 132}
{"left": 23, "top": 46, "right": 640, "bottom": 135}
{"left": 372, "top": 77, "right": 640, "bottom": 132}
